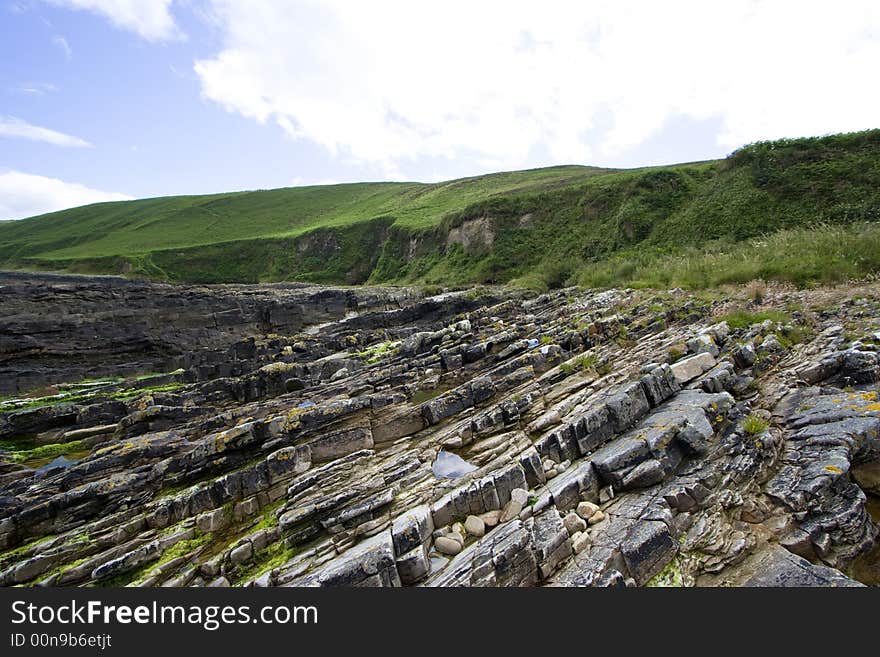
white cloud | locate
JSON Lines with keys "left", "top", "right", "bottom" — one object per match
{"left": 193, "top": 0, "right": 880, "bottom": 175}
{"left": 0, "top": 116, "right": 92, "bottom": 148}
{"left": 14, "top": 82, "right": 59, "bottom": 95}
{"left": 52, "top": 34, "right": 72, "bottom": 59}
{"left": 0, "top": 170, "right": 132, "bottom": 221}
{"left": 44, "top": 0, "right": 182, "bottom": 42}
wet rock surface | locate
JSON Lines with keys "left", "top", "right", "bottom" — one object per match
{"left": 0, "top": 271, "right": 421, "bottom": 396}
{"left": 0, "top": 274, "right": 878, "bottom": 587}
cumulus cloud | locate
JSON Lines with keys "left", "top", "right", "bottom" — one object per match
{"left": 44, "top": 0, "right": 182, "bottom": 42}
{"left": 0, "top": 116, "right": 92, "bottom": 148}
{"left": 193, "top": 0, "right": 880, "bottom": 175}
{"left": 0, "top": 171, "right": 132, "bottom": 221}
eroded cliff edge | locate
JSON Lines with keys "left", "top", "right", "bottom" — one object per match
{"left": 1, "top": 272, "right": 878, "bottom": 587}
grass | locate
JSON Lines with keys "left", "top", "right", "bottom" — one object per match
{"left": 646, "top": 556, "right": 685, "bottom": 587}
{"left": 249, "top": 502, "right": 284, "bottom": 532}
{"left": 742, "top": 415, "right": 770, "bottom": 435}
{"left": 570, "top": 222, "right": 880, "bottom": 290}
{"left": 718, "top": 310, "right": 790, "bottom": 330}
{"left": 1, "top": 129, "right": 879, "bottom": 288}
{"left": 560, "top": 352, "right": 599, "bottom": 375}
{"left": 776, "top": 323, "right": 813, "bottom": 349}
{"left": 0, "top": 438, "right": 86, "bottom": 464}
{"left": 667, "top": 345, "right": 686, "bottom": 362}
{"left": 0, "top": 534, "right": 57, "bottom": 568}
{"left": 99, "top": 531, "right": 214, "bottom": 587}
{"left": 233, "top": 540, "right": 299, "bottom": 584}
{"left": 0, "top": 381, "right": 184, "bottom": 413}
{"left": 355, "top": 340, "right": 401, "bottom": 364}
{"left": 0, "top": 165, "right": 603, "bottom": 264}
{"left": 159, "top": 534, "right": 213, "bottom": 563}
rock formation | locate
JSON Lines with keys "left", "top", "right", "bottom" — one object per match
{"left": 0, "top": 272, "right": 878, "bottom": 587}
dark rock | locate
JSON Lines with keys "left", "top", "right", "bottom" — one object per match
{"left": 640, "top": 364, "right": 680, "bottom": 407}
{"left": 526, "top": 507, "right": 572, "bottom": 579}
{"left": 284, "top": 378, "right": 307, "bottom": 392}
{"left": 742, "top": 546, "right": 864, "bottom": 587}
{"left": 308, "top": 426, "right": 374, "bottom": 463}
{"left": 620, "top": 521, "right": 677, "bottom": 585}
{"left": 605, "top": 382, "right": 651, "bottom": 433}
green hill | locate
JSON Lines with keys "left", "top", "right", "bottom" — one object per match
{"left": 2, "top": 129, "right": 879, "bottom": 289}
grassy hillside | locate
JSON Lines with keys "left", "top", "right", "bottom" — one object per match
{"left": 0, "top": 166, "right": 605, "bottom": 261}
{"left": 1, "top": 129, "right": 878, "bottom": 288}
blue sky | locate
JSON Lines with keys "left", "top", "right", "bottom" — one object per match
{"left": 1, "top": 0, "right": 878, "bottom": 220}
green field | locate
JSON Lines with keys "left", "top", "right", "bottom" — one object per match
{"left": 1, "top": 129, "right": 878, "bottom": 289}
{"left": 0, "top": 165, "right": 606, "bottom": 260}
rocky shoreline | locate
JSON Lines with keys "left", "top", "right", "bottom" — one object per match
{"left": 0, "top": 272, "right": 878, "bottom": 587}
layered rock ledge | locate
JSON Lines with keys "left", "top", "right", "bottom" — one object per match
{"left": 1, "top": 273, "right": 878, "bottom": 587}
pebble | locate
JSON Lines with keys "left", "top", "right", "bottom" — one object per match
{"left": 434, "top": 537, "right": 462, "bottom": 556}
{"left": 464, "top": 515, "right": 486, "bottom": 537}
{"left": 563, "top": 512, "right": 587, "bottom": 535}
{"left": 571, "top": 532, "right": 592, "bottom": 554}
{"left": 576, "top": 501, "right": 600, "bottom": 520}
{"left": 499, "top": 499, "right": 524, "bottom": 523}
{"left": 588, "top": 510, "right": 606, "bottom": 525}
{"left": 479, "top": 510, "right": 501, "bottom": 527}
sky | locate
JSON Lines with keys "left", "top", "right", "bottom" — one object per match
{"left": 1, "top": 1, "right": 879, "bottom": 221}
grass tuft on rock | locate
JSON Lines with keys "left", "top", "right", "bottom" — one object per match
{"left": 742, "top": 415, "right": 770, "bottom": 435}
